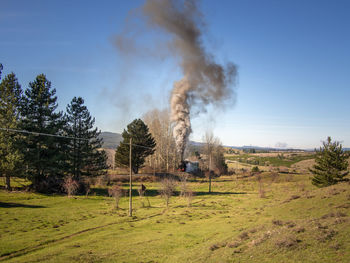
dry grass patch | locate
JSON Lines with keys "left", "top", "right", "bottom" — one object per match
{"left": 209, "top": 242, "right": 227, "bottom": 251}
{"left": 275, "top": 235, "right": 301, "bottom": 249}
{"left": 272, "top": 219, "right": 284, "bottom": 226}
{"left": 227, "top": 241, "right": 241, "bottom": 248}
{"left": 293, "top": 226, "right": 305, "bottom": 233}
{"left": 250, "top": 231, "right": 273, "bottom": 247}
{"left": 238, "top": 231, "right": 250, "bottom": 240}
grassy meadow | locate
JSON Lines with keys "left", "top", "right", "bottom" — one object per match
{"left": 0, "top": 157, "right": 350, "bottom": 262}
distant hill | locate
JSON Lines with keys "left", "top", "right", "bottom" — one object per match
{"left": 99, "top": 132, "right": 122, "bottom": 149}
{"left": 99, "top": 133, "right": 327, "bottom": 152}
{"left": 188, "top": 141, "right": 308, "bottom": 152}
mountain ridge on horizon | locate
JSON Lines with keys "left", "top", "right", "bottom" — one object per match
{"left": 99, "top": 131, "right": 339, "bottom": 151}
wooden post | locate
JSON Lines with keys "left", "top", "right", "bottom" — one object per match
{"left": 129, "top": 137, "right": 132, "bottom": 217}
{"left": 209, "top": 153, "right": 212, "bottom": 193}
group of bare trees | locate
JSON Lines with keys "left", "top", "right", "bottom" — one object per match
{"left": 142, "top": 109, "right": 180, "bottom": 172}
{"left": 142, "top": 108, "right": 227, "bottom": 180}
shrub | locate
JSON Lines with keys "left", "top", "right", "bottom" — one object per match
{"left": 138, "top": 184, "right": 150, "bottom": 207}
{"left": 159, "top": 177, "right": 177, "bottom": 208}
{"left": 257, "top": 175, "right": 266, "bottom": 198}
{"left": 63, "top": 176, "right": 79, "bottom": 197}
{"left": 179, "top": 174, "right": 189, "bottom": 197}
{"left": 184, "top": 189, "right": 194, "bottom": 207}
{"left": 251, "top": 166, "right": 260, "bottom": 173}
{"left": 109, "top": 185, "right": 125, "bottom": 209}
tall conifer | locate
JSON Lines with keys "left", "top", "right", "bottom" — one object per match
{"left": 310, "top": 137, "right": 349, "bottom": 187}
{"left": 20, "top": 74, "right": 65, "bottom": 190}
{"left": 0, "top": 72, "right": 23, "bottom": 190}
{"left": 64, "top": 97, "right": 107, "bottom": 179}
{"left": 115, "top": 119, "right": 156, "bottom": 174}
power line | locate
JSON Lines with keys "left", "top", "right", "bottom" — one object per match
{"left": 1, "top": 127, "right": 155, "bottom": 149}
{"left": 120, "top": 141, "right": 154, "bottom": 150}
{"left": 0, "top": 127, "right": 89, "bottom": 141}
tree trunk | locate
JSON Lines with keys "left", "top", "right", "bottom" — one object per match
{"left": 129, "top": 138, "right": 133, "bottom": 217}
{"left": 209, "top": 154, "right": 212, "bottom": 193}
{"left": 209, "top": 174, "right": 211, "bottom": 193}
{"left": 5, "top": 174, "right": 11, "bottom": 191}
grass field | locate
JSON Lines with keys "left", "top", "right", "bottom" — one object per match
{"left": 225, "top": 152, "right": 315, "bottom": 168}
{"left": 1, "top": 171, "right": 349, "bottom": 263}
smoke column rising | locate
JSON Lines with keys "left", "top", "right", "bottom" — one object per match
{"left": 143, "top": 0, "right": 237, "bottom": 159}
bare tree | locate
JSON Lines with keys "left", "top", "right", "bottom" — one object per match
{"left": 179, "top": 173, "right": 189, "bottom": 197}
{"left": 138, "top": 184, "right": 150, "bottom": 207}
{"left": 184, "top": 189, "right": 194, "bottom": 207}
{"left": 159, "top": 177, "right": 177, "bottom": 209}
{"left": 109, "top": 185, "right": 125, "bottom": 209}
{"left": 202, "top": 131, "right": 228, "bottom": 193}
{"left": 203, "top": 131, "right": 218, "bottom": 193}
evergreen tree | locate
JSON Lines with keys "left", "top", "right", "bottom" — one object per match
{"left": 310, "top": 136, "right": 349, "bottom": 187}
{"left": 115, "top": 119, "right": 156, "bottom": 174}
{"left": 19, "top": 74, "right": 65, "bottom": 190}
{"left": 0, "top": 72, "right": 23, "bottom": 190}
{"left": 0, "top": 63, "right": 3, "bottom": 79}
{"left": 64, "top": 97, "right": 107, "bottom": 179}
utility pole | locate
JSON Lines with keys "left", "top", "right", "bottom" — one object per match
{"left": 129, "top": 137, "right": 132, "bottom": 217}
{"left": 209, "top": 153, "right": 212, "bottom": 193}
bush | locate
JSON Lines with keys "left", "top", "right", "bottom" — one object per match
{"left": 251, "top": 166, "right": 260, "bottom": 173}
{"left": 63, "top": 176, "right": 79, "bottom": 197}
{"left": 184, "top": 189, "right": 194, "bottom": 207}
{"left": 108, "top": 185, "right": 125, "bottom": 209}
{"left": 257, "top": 175, "right": 266, "bottom": 198}
{"left": 159, "top": 177, "right": 177, "bottom": 208}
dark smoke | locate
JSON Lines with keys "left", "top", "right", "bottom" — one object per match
{"left": 116, "top": 0, "right": 238, "bottom": 160}
{"left": 142, "top": 0, "right": 237, "bottom": 159}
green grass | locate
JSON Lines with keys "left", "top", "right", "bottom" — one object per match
{"left": 0, "top": 173, "right": 349, "bottom": 262}
{"left": 226, "top": 154, "right": 315, "bottom": 167}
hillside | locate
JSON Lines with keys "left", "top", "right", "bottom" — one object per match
{"left": 0, "top": 172, "right": 349, "bottom": 262}
{"left": 99, "top": 132, "right": 122, "bottom": 149}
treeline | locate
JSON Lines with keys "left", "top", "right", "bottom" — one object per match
{"left": 142, "top": 109, "right": 179, "bottom": 172}
{"left": 0, "top": 65, "right": 107, "bottom": 193}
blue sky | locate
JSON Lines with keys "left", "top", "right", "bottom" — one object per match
{"left": 1, "top": 0, "right": 349, "bottom": 149}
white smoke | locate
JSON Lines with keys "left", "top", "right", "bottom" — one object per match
{"left": 170, "top": 77, "right": 192, "bottom": 158}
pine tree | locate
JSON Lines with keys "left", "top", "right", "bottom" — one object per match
{"left": 310, "top": 136, "right": 349, "bottom": 187}
{"left": 0, "top": 63, "right": 3, "bottom": 80}
{"left": 0, "top": 72, "right": 23, "bottom": 190}
{"left": 115, "top": 119, "right": 156, "bottom": 174}
{"left": 19, "top": 74, "right": 65, "bottom": 190}
{"left": 64, "top": 97, "right": 107, "bottom": 180}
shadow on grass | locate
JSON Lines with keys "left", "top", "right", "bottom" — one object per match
{"left": 92, "top": 187, "right": 109, "bottom": 196}
{"left": 0, "top": 202, "right": 45, "bottom": 208}
{"left": 194, "top": 191, "right": 247, "bottom": 196}
{"left": 92, "top": 187, "right": 247, "bottom": 197}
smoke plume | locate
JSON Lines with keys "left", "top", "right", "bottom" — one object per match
{"left": 142, "top": 0, "right": 237, "bottom": 159}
